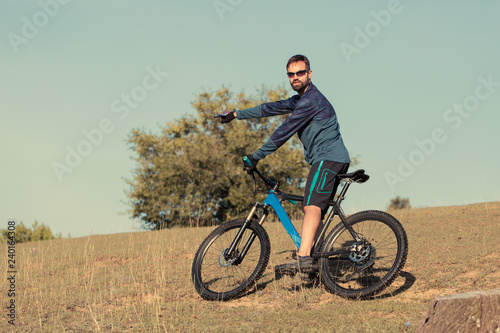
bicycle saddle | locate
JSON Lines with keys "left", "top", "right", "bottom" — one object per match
{"left": 337, "top": 169, "right": 369, "bottom": 183}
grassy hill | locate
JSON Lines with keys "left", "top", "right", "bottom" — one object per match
{"left": 2, "top": 201, "right": 499, "bottom": 332}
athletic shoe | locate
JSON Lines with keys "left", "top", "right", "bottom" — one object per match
{"left": 274, "top": 255, "right": 316, "bottom": 274}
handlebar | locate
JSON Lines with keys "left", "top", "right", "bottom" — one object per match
{"left": 244, "top": 166, "right": 278, "bottom": 190}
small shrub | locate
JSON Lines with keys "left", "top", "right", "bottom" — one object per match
{"left": 388, "top": 196, "right": 411, "bottom": 210}
{"left": 0, "top": 220, "right": 61, "bottom": 243}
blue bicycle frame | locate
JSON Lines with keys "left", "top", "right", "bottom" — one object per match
{"left": 263, "top": 191, "right": 301, "bottom": 249}
{"left": 225, "top": 187, "right": 305, "bottom": 261}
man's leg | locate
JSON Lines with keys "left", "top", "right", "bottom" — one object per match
{"left": 297, "top": 205, "right": 322, "bottom": 257}
{"left": 297, "top": 161, "right": 349, "bottom": 258}
{"left": 275, "top": 160, "right": 348, "bottom": 274}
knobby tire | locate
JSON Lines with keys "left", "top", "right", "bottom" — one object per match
{"left": 191, "top": 219, "right": 271, "bottom": 301}
{"left": 320, "top": 210, "right": 408, "bottom": 298}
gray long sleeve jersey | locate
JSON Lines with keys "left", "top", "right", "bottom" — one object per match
{"left": 235, "top": 83, "right": 350, "bottom": 166}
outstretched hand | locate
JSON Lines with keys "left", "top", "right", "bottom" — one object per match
{"left": 214, "top": 111, "right": 236, "bottom": 123}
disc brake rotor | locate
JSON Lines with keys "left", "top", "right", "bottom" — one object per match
{"left": 349, "top": 242, "right": 368, "bottom": 262}
{"left": 349, "top": 241, "right": 376, "bottom": 269}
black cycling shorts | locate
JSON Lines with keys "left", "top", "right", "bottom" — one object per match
{"left": 303, "top": 160, "right": 349, "bottom": 212}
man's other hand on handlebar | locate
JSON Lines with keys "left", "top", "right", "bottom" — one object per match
{"left": 243, "top": 154, "right": 259, "bottom": 171}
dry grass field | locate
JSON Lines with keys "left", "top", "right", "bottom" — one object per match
{"left": 1, "top": 201, "right": 499, "bottom": 332}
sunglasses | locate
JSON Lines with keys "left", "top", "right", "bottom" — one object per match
{"left": 286, "top": 70, "right": 308, "bottom": 78}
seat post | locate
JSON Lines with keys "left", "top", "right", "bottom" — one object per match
{"left": 335, "top": 180, "right": 352, "bottom": 206}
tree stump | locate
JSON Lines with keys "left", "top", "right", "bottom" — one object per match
{"left": 416, "top": 288, "right": 500, "bottom": 333}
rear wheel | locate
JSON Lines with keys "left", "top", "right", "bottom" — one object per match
{"left": 320, "top": 210, "right": 408, "bottom": 298}
{"left": 191, "top": 219, "right": 271, "bottom": 301}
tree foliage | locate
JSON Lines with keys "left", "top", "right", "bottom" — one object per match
{"left": 0, "top": 221, "right": 62, "bottom": 244}
{"left": 387, "top": 196, "right": 411, "bottom": 210}
{"left": 125, "top": 86, "right": 311, "bottom": 229}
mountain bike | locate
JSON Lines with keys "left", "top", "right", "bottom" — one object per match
{"left": 191, "top": 165, "right": 408, "bottom": 301}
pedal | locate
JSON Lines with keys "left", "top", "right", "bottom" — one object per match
{"left": 298, "top": 272, "right": 310, "bottom": 282}
{"left": 274, "top": 266, "right": 296, "bottom": 279}
{"left": 299, "top": 269, "right": 319, "bottom": 282}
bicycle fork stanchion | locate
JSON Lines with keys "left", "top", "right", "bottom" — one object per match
{"left": 224, "top": 204, "right": 259, "bottom": 260}
{"left": 235, "top": 205, "right": 270, "bottom": 265}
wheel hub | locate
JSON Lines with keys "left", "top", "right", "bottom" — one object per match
{"left": 218, "top": 248, "right": 238, "bottom": 267}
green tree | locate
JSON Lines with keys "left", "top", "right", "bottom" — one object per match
{"left": 387, "top": 196, "right": 411, "bottom": 210}
{"left": 0, "top": 221, "right": 61, "bottom": 243}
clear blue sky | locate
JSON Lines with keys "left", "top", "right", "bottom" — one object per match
{"left": 1, "top": 0, "right": 499, "bottom": 237}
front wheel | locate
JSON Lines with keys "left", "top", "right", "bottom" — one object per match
{"left": 191, "top": 219, "right": 271, "bottom": 301}
{"left": 320, "top": 210, "right": 408, "bottom": 298}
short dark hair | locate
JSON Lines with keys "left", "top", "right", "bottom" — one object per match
{"left": 286, "top": 54, "right": 310, "bottom": 71}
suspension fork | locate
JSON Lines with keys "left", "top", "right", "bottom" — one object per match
{"left": 234, "top": 205, "right": 269, "bottom": 265}
{"left": 225, "top": 203, "right": 269, "bottom": 263}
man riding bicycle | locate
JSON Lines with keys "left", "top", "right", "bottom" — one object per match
{"left": 219, "top": 54, "right": 350, "bottom": 273}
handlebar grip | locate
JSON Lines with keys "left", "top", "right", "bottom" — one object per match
{"left": 243, "top": 156, "right": 252, "bottom": 167}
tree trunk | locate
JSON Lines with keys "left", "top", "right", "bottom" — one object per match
{"left": 416, "top": 288, "right": 500, "bottom": 333}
